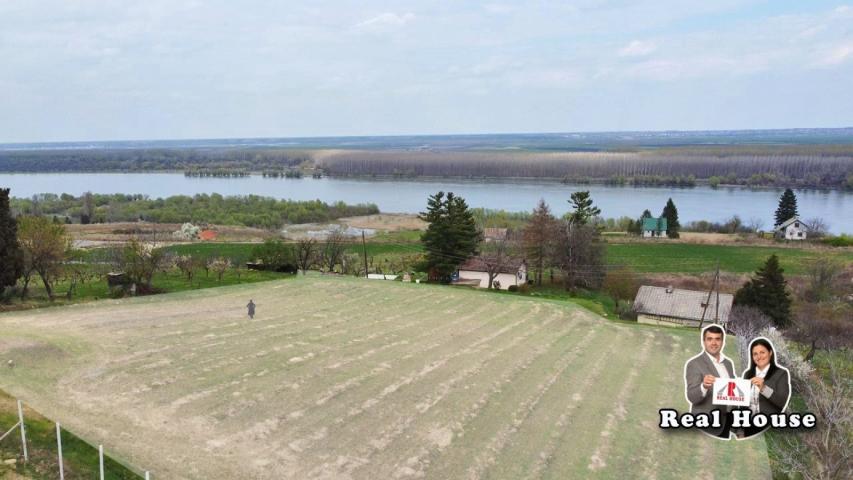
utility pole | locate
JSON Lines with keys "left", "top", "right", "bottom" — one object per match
{"left": 698, "top": 260, "right": 721, "bottom": 328}
{"left": 362, "top": 230, "right": 369, "bottom": 278}
{"left": 714, "top": 260, "right": 720, "bottom": 324}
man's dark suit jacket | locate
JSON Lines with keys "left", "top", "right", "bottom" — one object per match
{"left": 684, "top": 352, "right": 736, "bottom": 437}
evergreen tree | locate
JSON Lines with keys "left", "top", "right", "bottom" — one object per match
{"left": 734, "top": 254, "right": 792, "bottom": 327}
{"left": 774, "top": 188, "right": 798, "bottom": 227}
{"left": 419, "top": 192, "right": 481, "bottom": 283}
{"left": 566, "top": 191, "right": 601, "bottom": 225}
{"left": 0, "top": 188, "right": 24, "bottom": 294}
{"left": 661, "top": 198, "right": 680, "bottom": 238}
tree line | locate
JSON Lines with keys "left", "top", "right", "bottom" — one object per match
{"left": 0, "top": 148, "right": 311, "bottom": 172}
{"left": 3, "top": 145, "right": 852, "bottom": 188}
{"left": 315, "top": 148, "right": 853, "bottom": 188}
{"left": 10, "top": 193, "right": 378, "bottom": 229}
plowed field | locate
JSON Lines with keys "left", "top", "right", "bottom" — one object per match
{"left": 0, "top": 275, "right": 769, "bottom": 479}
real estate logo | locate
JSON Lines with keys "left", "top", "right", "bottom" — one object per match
{"left": 713, "top": 378, "right": 750, "bottom": 407}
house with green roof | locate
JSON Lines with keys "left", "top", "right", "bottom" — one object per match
{"left": 642, "top": 217, "right": 668, "bottom": 238}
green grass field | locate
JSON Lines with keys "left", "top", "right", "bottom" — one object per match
{"left": 161, "top": 240, "right": 851, "bottom": 276}
{"left": 1, "top": 389, "right": 141, "bottom": 479}
{"left": 605, "top": 243, "right": 853, "bottom": 274}
{"left": 1, "top": 275, "right": 770, "bottom": 479}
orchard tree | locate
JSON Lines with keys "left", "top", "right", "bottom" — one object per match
{"left": 17, "top": 216, "right": 70, "bottom": 299}
{"left": 774, "top": 188, "right": 798, "bottom": 227}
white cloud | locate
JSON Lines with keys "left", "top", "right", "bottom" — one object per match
{"left": 818, "top": 42, "right": 853, "bottom": 66}
{"left": 355, "top": 12, "right": 415, "bottom": 31}
{"left": 618, "top": 40, "right": 657, "bottom": 57}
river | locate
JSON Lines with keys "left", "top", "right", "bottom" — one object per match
{"left": 1, "top": 173, "right": 850, "bottom": 233}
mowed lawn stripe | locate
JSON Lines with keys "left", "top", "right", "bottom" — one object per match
{"left": 337, "top": 304, "right": 578, "bottom": 479}
{"left": 422, "top": 316, "right": 606, "bottom": 480}
{"left": 492, "top": 323, "right": 638, "bottom": 480}
{"left": 281, "top": 300, "right": 534, "bottom": 460}
{"left": 478, "top": 323, "right": 637, "bottom": 480}
{"left": 540, "top": 328, "right": 656, "bottom": 479}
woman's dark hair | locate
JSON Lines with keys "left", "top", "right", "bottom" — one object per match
{"left": 743, "top": 337, "right": 779, "bottom": 380}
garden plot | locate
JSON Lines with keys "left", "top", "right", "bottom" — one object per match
{"left": 0, "top": 275, "right": 770, "bottom": 479}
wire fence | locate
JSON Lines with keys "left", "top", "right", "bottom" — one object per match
{"left": 1, "top": 397, "right": 151, "bottom": 479}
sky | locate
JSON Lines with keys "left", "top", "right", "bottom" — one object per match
{"left": 1, "top": 0, "right": 852, "bottom": 142}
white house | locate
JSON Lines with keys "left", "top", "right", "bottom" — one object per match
{"left": 633, "top": 285, "right": 733, "bottom": 328}
{"left": 457, "top": 257, "right": 527, "bottom": 290}
{"left": 775, "top": 216, "right": 808, "bottom": 241}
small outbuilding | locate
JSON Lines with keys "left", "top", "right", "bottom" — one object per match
{"left": 642, "top": 217, "right": 668, "bottom": 238}
{"left": 633, "top": 285, "right": 733, "bottom": 328}
{"left": 774, "top": 216, "right": 807, "bottom": 241}
{"left": 456, "top": 257, "right": 527, "bottom": 290}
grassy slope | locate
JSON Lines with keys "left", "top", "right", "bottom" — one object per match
{"left": 0, "top": 390, "right": 141, "bottom": 479}
{"left": 1, "top": 275, "right": 770, "bottom": 479}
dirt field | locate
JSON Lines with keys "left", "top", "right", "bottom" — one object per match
{"left": 0, "top": 276, "right": 770, "bottom": 479}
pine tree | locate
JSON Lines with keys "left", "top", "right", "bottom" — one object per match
{"left": 419, "top": 192, "right": 480, "bottom": 283}
{"left": 661, "top": 198, "right": 680, "bottom": 239}
{"left": 734, "top": 254, "right": 792, "bottom": 327}
{"left": 0, "top": 188, "right": 24, "bottom": 294}
{"left": 566, "top": 191, "right": 601, "bottom": 225}
{"left": 774, "top": 188, "right": 798, "bottom": 227}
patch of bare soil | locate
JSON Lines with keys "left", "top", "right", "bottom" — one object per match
{"left": 67, "top": 222, "right": 275, "bottom": 245}
{"left": 339, "top": 214, "right": 426, "bottom": 232}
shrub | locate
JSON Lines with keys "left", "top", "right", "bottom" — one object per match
{"left": 820, "top": 234, "right": 853, "bottom": 247}
{"left": 507, "top": 285, "right": 518, "bottom": 292}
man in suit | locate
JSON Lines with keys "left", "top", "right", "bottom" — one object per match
{"left": 684, "top": 324, "right": 736, "bottom": 438}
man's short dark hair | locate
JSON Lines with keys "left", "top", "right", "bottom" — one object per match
{"left": 703, "top": 325, "right": 725, "bottom": 339}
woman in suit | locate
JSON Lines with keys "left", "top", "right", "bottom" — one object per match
{"left": 741, "top": 337, "right": 791, "bottom": 438}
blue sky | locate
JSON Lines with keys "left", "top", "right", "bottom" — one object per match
{"left": 1, "top": 1, "right": 851, "bottom": 142}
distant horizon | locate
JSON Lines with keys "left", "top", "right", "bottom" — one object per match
{"left": 3, "top": 126, "right": 853, "bottom": 149}
{"left": 2, "top": 2, "right": 851, "bottom": 144}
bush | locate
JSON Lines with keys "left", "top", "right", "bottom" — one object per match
{"left": 507, "top": 285, "right": 518, "bottom": 292}
{"left": 250, "top": 240, "right": 298, "bottom": 272}
{"left": 821, "top": 234, "right": 853, "bottom": 247}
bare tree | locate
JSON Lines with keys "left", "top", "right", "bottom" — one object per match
{"left": 296, "top": 238, "right": 317, "bottom": 275}
{"left": 322, "top": 227, "right": 347, "bottom": 273}
{"left": 804, "top": 217, "right": 830, "bottom": 239}
{"left": 555, "top": 222, "right": 605, "bottom": 290}
{"left": 789, "top": 302, "right": 853, "bottom": 361}
{"left": 804, "top": 257, "right": 843, "bottom": 302}
{"left": 479, "top": 238, "right": 514, "bottom": 289}
{"left": 602, "top": 265, "right": 641, "bottom": 315}
{"left": 726, "top": 306, "right": 772, "bottom": 369}
{"left": 746, "top": 216, "right": 765, "bottom": 235}
{"left": 775, "top": 362, "right": 852, "bottom": 480}
{"left": 523, "top": 199, "right": 558, "bottom": 286}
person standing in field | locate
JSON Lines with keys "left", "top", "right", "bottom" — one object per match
{"left": 247, "top": 299, "right": 256, "bottom": 319}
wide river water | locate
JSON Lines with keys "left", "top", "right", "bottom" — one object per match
{"left": 1, "top": 173, "right": 850, "bottom": 233}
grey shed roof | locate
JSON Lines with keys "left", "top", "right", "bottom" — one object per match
{"left": 633, "top": 285, "right": 733, "bottom": 324}
{"left": 775, "top": 216, "right": 806, "bottom": 232}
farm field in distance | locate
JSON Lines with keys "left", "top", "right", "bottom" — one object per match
{"left": 1, "top": 275, "right": 769, "bottom": 479}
